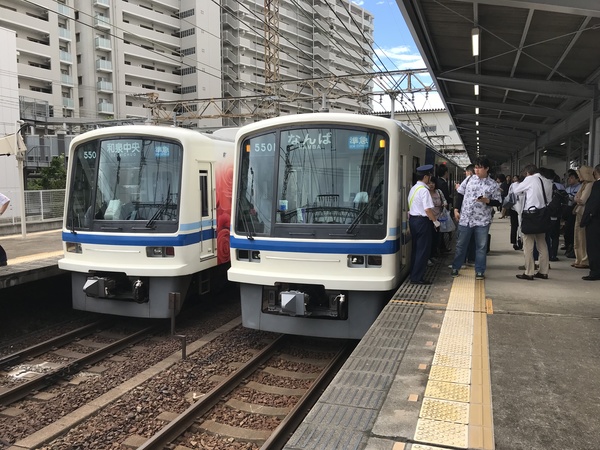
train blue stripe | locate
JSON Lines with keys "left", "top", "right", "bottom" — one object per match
{"left": 62, "top": 229, "right": 215, "bottom": 246}
{"left": 230, "top": 236, "right": 400, "bottom": 254}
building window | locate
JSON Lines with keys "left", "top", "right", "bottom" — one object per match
{"left": 78, "top": 76, "right": 82, "bottom": 85}
{"left": 449, "top": 124, "right": 456, "bottom": 132}
{"left": 421, "top": 125, "right": 437, "bottom": 133}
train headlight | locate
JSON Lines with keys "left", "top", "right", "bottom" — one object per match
{"left": 146, "top": 246, "right": 175, "bottom": 257}
{"left": 348, "top": 255, "right": 382, "bottom": 267}
{"left": 236, "top": 249, "right": 261, "bottom": 262}
{"left": 66, "top": 242, "right": 82, "bottom": 253}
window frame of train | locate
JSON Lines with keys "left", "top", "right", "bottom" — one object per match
{"left": 66, "top": 136, "right": 183, "bottom": 233}
{"left": 235, "top": 124, "right": 389, "bottom": 240}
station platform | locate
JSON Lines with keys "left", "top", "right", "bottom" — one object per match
{"left": 0, "top": 229, "right": 63, "bottom": 289}
{"left": 286, "top": 216, "right": 600, "bottom": 450}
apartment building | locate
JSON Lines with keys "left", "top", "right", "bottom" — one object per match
{"left": 0, "top": 0, "right": 374, "bottom": 132}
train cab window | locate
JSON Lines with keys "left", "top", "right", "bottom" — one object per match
{"left": 66, "top": 137, "right": 182, "bottom": 232}
{"left": 234, "top": 126, "right": 387, "bottom": 240}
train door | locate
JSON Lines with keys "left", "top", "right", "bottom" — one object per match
{"left": 198, "top": 163, "right": 215, "bottom": 260}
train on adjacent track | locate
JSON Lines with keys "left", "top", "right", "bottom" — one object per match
{"left": 228, "top": 113, "right": 462, "bottom": 339}
{"left": 59, "top": 125, "right": 235, "bottom": 318}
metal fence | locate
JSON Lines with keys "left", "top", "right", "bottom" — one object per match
{"left": 24, "top": 189, "right": 65, "bottom": 221}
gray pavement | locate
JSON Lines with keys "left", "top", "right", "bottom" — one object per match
{"left": 485, "top": 217, "right": 600, "bottom": 450}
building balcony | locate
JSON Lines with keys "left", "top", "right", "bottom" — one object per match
{"left": 58, "top": 27, "right": 71, "bottom": 41}
{"left": 95, "top": 36, "right": 112, "bottom": 51}
{"left": 97, "top": 80, "right": 113, "bottom": 92}
{"left": 98, "top": 102, "right": 114, "bottom": 114}
{"left": 62, "top": 97, "right": 74, "bottom": 109}
{"left": 94, "top": 0, "right": 110, "bottom": 8}
{"left": 59, "top": 51, "right": 72, "bottom": 64}
{"left": 94, "top": 15, "right": 111, "bottom": 30}
{"left": 96, "top": 59, "right": 113, "bottom": 72}
{"left": 61, "top": 74, "right": 73, "bottom": 86}
{"left": 57, "top": 3, "right": 73, "bottom": 18}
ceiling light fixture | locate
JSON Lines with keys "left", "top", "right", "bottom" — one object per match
{"left": 475, "top": 107, "right": 480, "bottom": 114}
{"left": 472, "top": 28, "right": 480, "bottom": 57}
{"left": 474, "top": 84, "right": 479, "bottom": 96}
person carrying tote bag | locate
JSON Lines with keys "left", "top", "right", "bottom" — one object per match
{"left": 511, "top": 165, "right": 553, "bottom": 280}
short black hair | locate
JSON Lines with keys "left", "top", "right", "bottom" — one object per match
{"left": 436, "top": 165, "right": 448, "bottom": 177}
{"left": 474, "top": 157, "right": 491, "bottom": 169}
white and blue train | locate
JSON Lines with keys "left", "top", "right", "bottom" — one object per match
{"left": 59, "top": 125, "right": 235, "bottom": 318}
{"left": 228, "top": 113, "right": 462, "bottom": 339}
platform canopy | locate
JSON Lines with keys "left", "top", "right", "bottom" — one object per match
{"left": 396, "top": 0, "right": 600, "bottom": 167}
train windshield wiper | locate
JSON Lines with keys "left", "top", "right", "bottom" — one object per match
{"left": 145, "top": 185, "right": 170, "bottom": 229}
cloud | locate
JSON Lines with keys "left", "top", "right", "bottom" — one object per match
{"left": 352, "top": 0, "right": 365, "bottom": 5}
{"left": 374, "top": 46, "right": 425, "bottom": 70}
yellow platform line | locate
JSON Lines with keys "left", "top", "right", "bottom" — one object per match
{"left": 412, "top": 268, "right": 495, "bottom": 450}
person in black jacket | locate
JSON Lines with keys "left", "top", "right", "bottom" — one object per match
{"left": 580, "top": 164, "right": 600, "bottom": 281}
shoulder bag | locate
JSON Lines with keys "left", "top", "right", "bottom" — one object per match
{"left": 521, "top": 178, "right": 551, "bottom": 235}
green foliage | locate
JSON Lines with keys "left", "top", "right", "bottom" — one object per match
{"left": 27, "top": 155, "right": 67, "bottom": 190}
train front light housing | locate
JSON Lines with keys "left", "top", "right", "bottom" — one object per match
{"left": 66, "top": 242, "right": 82, "bottom": 253}
{"left": 348, "top": 254, "right": 382, "bottom": 267}
{"left": 146, "top": 246, "right": 175, "bottom": 257}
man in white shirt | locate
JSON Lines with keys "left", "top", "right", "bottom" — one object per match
{"left": 450, "top": 157, "right": 502, "bottom": 280}
{"left": 0, "top": 192, "right": 10, "bottom": 266}
{"left": 407, "top": 164, "right": 440, "bottom": 285}
{"left": 511, "top": 165, "right": 553, "bottom": 280}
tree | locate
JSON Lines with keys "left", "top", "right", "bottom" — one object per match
{"left": 27, "top": 154, "right": 67, "bottom": 190}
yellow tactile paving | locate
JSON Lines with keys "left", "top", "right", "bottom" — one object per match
{"left": 9, "top": 250, "right": 63, "bottom": 264}
{"left": 420, "top": 398, "right": 469, "bottom": 424}
{"left": 413, "top": 267, "right": 495, "bottom": 450}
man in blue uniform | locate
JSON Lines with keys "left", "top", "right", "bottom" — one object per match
{"left": 408, "top": 164, "right": 440, "bottom": 285}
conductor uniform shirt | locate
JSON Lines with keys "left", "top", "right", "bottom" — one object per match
{"left": 408, "top": 181, "right": 434, "bottom": 217}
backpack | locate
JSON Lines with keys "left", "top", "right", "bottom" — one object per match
{"left": 547, "top": 184, "right": 569, "bottom": 218}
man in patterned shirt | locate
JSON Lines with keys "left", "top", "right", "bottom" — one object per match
{"left": 451, "top": 157, "right": 502, "bottom": 280}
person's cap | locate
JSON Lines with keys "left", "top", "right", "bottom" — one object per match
{"left": 416, "top": 164, "right": 434, "bottom": 175}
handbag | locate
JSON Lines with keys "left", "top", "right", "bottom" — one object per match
{"left": 438, "top": 208, "right": 455, "bottom": 233}
{"left": 521, "top": 178, "right": 551, "bottom": 235}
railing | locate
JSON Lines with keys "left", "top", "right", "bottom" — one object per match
{"left": 0, "top": 189, "right": 65, "bottom": 231}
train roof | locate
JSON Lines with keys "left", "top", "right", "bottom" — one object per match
{"left": 68, "top": 125, "right": 238, "bottom": 146}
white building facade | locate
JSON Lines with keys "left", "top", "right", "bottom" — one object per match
{"left": 0, "top": 0, "right": 374, "bottom": 131}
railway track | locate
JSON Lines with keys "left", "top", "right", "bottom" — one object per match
{"left": 0, "top": 323, "right": 157, "bottom": 406}
{"left": 139, "top": 335, "right": 355, "bottom": 450}
{"left": 1, "top": 301, "right": 352, "bottom": 450}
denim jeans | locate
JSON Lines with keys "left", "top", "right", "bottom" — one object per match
{"left": 452, "top": 224, "right": 490, "bottom": 274}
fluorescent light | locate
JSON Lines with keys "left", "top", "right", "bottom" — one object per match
{"left": 474, "top": 84, "right": 479, "bottom": 95}
{"left": 475, "top": 107, "right": 480, "bottom": 114}
{"left": 476, "top": 130, "right": 479, "bottom": 134}
{"left": 472, "top": 28, "right": 480, "bottom": 57}
{"left": 476, "top": 121, "right": 479, "bottom": 126}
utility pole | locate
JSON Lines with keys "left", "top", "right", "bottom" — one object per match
{"left": 264, "top": 0, "right": 280, "bottom": 117}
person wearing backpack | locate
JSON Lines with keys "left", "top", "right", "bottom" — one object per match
{"left": 540, "top": 168, "right": 568, "bottom": 262}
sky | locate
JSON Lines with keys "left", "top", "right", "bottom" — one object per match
{"left": 354, "top": 0, "right": 444, "bottom": 111}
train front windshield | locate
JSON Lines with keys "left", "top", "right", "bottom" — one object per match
{"left": 236, "top": 125, "right": 387, "bottom": 239}
{"left": 66, "top": 137, "right": 182, "bottom": 232}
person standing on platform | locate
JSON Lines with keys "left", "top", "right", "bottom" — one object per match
{"left": 580, "top": 164, "right": 600, "bottom": 281}
{"left": 0, "top": 192, "right": 10, "bottom": 266}
{"left": 512, "top": 165, "right": 553, "bottom": 280}
{"left": 572, "top": 165, "right": 594, "bottom": 269}
{"left": 408, "top": 164, "right": 440, "bottom": 285}
{"left": 563, "top": 169, "right": 580, "bottom": 258}
{"left": 450, "top": 157, "right": 502, "bottom": 280}
{"left": 453, "top": 164, "right": 477, "bottom": 265}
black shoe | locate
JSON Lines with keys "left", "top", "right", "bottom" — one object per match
{"left": 516, "top": 274, "right": 534, "bottom": 280}
{"left": 560, "top": 245, "right": 567, "bottom": 250}
{"left": 565, "top": 251, "right": 575, "bottom": 258}
{"left": 411, "top": 280, "right": 432, "bottom": 285}
{"left": 0, "top": 261, "right": 6, "bottom": 267}
{"left": 533, "top": 272, "right": 548, "bottom": 279}
{"left": 549, "top": 257, "right": 559, "bottom": 262}
{"left": 583, "top": 276, "right": 600, "bottom": 281}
